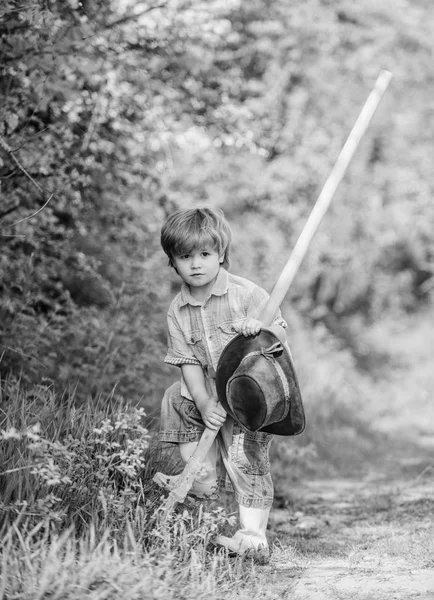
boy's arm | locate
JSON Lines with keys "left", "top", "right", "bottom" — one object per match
{"left": 181, "top": 364, "right": 226, "bottom": 431}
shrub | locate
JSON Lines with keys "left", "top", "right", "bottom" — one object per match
{"left": 0, "top": 376, "right": 162, "bottom": 536}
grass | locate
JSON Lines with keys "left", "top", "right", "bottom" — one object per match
{"left": 0, "top": 520, "right": 263, "bottom": 600}
{"left": 0, "top": 376, "right": 153, "bottom": 532}
{"left": 0, "top": 376, "right": 269, "bottom": 600}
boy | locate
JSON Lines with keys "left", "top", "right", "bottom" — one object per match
{"left": 158, "top": 207, "right": 288, "bottom": 559}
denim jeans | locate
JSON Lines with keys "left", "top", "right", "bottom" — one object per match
{"left": 159, "top": 381, "right": 274, "bottom": 508}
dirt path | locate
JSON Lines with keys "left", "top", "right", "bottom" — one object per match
{"left": 258, "top": 313, "right": 434, "bottom": 599}
{"left": 265, "top": 466, "right": 434, "bottom": 599}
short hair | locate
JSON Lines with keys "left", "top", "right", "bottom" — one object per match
{"left": 161, "top": 207, "right": 232, "bottom": 269}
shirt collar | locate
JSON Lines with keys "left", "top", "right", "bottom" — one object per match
{"left": 179, "top": 268, "right": 229, "bottom": 307}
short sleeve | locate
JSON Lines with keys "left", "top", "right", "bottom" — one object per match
{"left": 245, "top": 285, "right": 287, "bottom": 329}
{"left": 164, "top": 313, "right": 201, "bottom": 367}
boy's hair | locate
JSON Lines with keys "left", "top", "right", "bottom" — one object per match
{"left": 161, "top": 207, "right": 232, "bottom": 269}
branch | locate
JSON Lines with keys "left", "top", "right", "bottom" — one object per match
{"left": 0, "top": 345, "right": 48, "bottom": 369}
{"left": 104, "top": 3, "right": 167, "bottom": 30}
{"left": 81, "top": 90, "right": 107, "bottom": 152}
{"left": 0, "top": 133, "right": 56, "bottom": 231}
{"left": 1, "top": 3, "right": 168, "bottom": 64}
{"left": 0, "top": 193, "right": 54, "bottom": 232}
{"left": 0, "top": 168, "right": 18, "bottom": 180}
{"left": 0, "top": 134, "right": 45, "bottom": 194}
{"left": 0, "top": 171, "right": 52, "bottom": 181}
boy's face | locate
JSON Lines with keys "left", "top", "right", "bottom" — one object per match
{"left": 172, "top": 246, "right": 224, "bottom": 300}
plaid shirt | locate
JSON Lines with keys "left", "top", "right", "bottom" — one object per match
{"left": 165, "top": 268, "right": 287, "bottom": 400}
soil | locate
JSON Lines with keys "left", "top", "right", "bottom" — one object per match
{"left": 264, "top": 462, "right": 434, "bottom": 599}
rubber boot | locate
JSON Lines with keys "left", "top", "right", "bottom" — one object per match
{"left": 154, "top": 441, "right": 218, "bottom": 499}
{"left": 214, "top": 505, "right": 270, "bottom": 562}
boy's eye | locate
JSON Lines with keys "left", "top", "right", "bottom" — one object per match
{"left": 201, "top": 252, "right": 210, "bottom": 257}
{"left": 179, "top": 254, "right": 190, "bottom": 260}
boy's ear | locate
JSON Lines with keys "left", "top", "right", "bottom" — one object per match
{"left": 219, "top": 253, "right": 225, "bottom": 264}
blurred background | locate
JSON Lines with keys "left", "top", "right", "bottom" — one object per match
{"left": 1, "top": 0, "right": 433, "bottom": 480}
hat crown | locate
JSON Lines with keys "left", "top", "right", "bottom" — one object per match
{"left": 226, "top": 342, "right": 291, "bottom": 431}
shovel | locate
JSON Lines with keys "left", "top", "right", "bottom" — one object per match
{"left": 154, "top": 70, "right": 392, "bottom": 514}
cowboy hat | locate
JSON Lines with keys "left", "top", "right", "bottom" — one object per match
{"left": 215, "top": 329, "right": 305, "bottom": 436}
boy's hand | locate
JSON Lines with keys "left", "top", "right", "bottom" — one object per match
{"left": 197, "top": 395, "right": 227, "bottom": 431}
{"left": 233, "top": 317, "right": 263, "bottom": 337}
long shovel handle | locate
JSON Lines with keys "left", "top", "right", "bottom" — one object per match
{"left": 259, "top": 70, "right": 392, "bottom": 326}
{"left": 158, "top": 427, "right": 218, "bottom": 513}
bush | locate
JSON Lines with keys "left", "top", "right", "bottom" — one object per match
{"left": 0, "top": 376, "right": 162, "bottom": 534}
{"left": 0, "top": 376, "right": 266, "bottom": 600}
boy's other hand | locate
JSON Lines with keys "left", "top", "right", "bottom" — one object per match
{"left": 197, "top": 395, "right": 227, "bottom": 431}
{"left": 233, "top": 317, "right": 262, "bottom": 337}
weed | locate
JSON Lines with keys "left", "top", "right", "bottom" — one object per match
{"left": 0, "top": 376, "right": 160, "bottom": 537}
{"left": 0, "top": 376, "right": 265, "bottom": 599}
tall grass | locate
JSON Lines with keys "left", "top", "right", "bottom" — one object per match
{"left": 0, "top": 376, "right": 268, "bottom": 599}
{"left": 0, "top": 376, "right": 161, "bottom": 534}
{"left": 0, "top": 516, "right": 263, "bottom": 600}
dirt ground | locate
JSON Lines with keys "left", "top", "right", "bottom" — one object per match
{"left": 256, "top": 314, "right": 434, "bottom": 599}
{"left": 264, "top": 462, "right": 434, "bottom": 599}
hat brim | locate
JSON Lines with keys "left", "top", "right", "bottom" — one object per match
{"left": 215, "top": 329, "right": 305, "bottom": 436}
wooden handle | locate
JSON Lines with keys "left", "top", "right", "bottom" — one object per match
{"left": 259, "top": 70, "right": 393, "bottom": 326}
{"left": 162, "top": 428, "right": 218, "bottom": 513}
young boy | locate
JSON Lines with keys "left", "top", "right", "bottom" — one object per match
{"left": 158, "top": 207, "right": 288, "bottom": 559}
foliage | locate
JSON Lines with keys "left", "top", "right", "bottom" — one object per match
{"left": 0, "top": 520, "right": 267, "bottom": 600}
{"left": 1, "top": 2, "right": 433, "bottom": 596}
{"left": 1, "top": 0, "right": 433, "bottom": 403}
{"left": 0, "top": 375, "right": 160, "bottom": 533}
{"left": 0, "top": 375, "right": 265, "bottom": 599}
